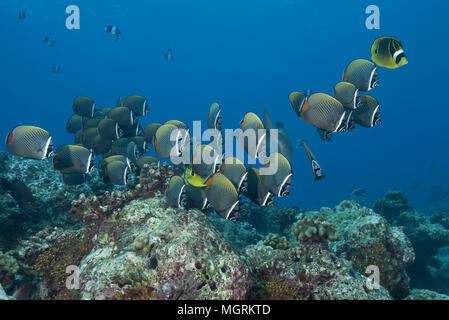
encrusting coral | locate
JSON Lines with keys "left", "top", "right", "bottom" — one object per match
{"left": 0, "top": 250, "right": 19, "bottom": 290}
{"left": 261, "top": 233, "right": 290, "bottom": 250}
{"left": 292, "top": 216, "right": 338, "bottom": 242}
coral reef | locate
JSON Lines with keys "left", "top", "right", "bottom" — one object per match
{"left": 295, "top": 201, "right": 414, "bottom": 299}
{"left": 335, "top": 213, "right": 414, "bottom": 299}
{"left": 208, "top": 212, "right": 262, "bottom": 251}
{"left": 430, "top": 213, "right": 449, "bottom": 230}
{"left": 261, "top": 233, "right": 290, "bottom": 250}
{"left": 245, "top": 240, "right": 392, "bottom": 300}
{"left": 239, "top": 200, "right": 299, "bottom": 237}
{"left": 273, "top": 207, "right": 300, "bottom": 236}
{"left": 292, "top": 216, "right": 338, "bottom": 242}
{"left": 2, "top": 154, "right": 448, "bottom": 300}
{"left": 0, "top": 283, "right": 9, "bottom": 300}
{"left": 76, "top": 199, "right": 252, "bottom": 300}
{"left": 374, "top": 191, "right": 449, "bottom": 293}
{"left": 0, "top": 250, "right": 19, "bottom": 290}
{"left": 404, "top": 289, "right": 449, "bottom": 300}
{"left": 0, "top": 153, "right": 110, "bottom": 250}
{"left": 27, "top": 230, "right": 92, "bottom": 299}
{"left": 428, "top": 245, "right": 449, "bottom": 295}
{"left": 373, "top": 191, "right": 411, "bottom": 220}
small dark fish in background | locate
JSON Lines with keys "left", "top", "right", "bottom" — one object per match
{"left": 51, "top": 66, "right": 60, "bottom": 73}
{"left": 18, "top": 8, "right": 26, "bottom": 20}
{"left": 164, "top": 45, "right": 175, "bottom": 61}
{"left": 431, "top": 163, "right": 436, "bottom": 171}
{"left": 351, "top": 188, "right": 367, "bottom": 197}
{"left": 0, "top": 178, "right": 35, "bottom": 212}
{"left": 43, "top": 36, "right": 55, "bottom": 46}
{"left": 105, "top": 25, "right": 120, "bottom": 40}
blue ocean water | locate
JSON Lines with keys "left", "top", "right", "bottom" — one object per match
{"left": 1, "top": 0, "right": 448, "bottom": 212}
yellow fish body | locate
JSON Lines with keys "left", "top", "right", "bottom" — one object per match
{"left": 371, "top": 36, "right": 408, "bottom": 69}
{"left": 184, "top": 165, "right": 208, "bottom": 189}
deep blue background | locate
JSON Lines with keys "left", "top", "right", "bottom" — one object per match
{"left": 1, "top": 0, "right": 448, "bottom": 212}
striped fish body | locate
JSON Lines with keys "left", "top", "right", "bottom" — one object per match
{"left": 122, "top": 95, "right": 148, "bottom": 117}
{"left": 261, "top": 152, "right": 292, "bottom": 197}
{"left": 154, "top": 124, "right": 180, "bottom": 159}
{"left": 54, "top": 145, "right": 94, "bottom": 174}
{"left": 207, "top": 103, "right": 222, "bottom": 131}
{"left": 6, "top": 126, "right": 53, "bottom": 160}
{"left": 184, "top": 184, "right": 208, "bottom": 210}
{"left": 301, "top": 93, "right": 346, "bottom": 133}
{"left": 343, "top": 59, "right": 378, "bottom": 92}
{"left": 243, "top": 168, "right": 275, "bottom": 207}
{"left": 144, "top": 123, "right": 161, "bottom": 144}
{"left": 289, "top": 91, "right": 307, "bottom": 117}
{"left": 166, "top": 176, "right": 186, "bottom": 208}
{"left": 121, "top": 120, "right": 143, "bottom": 138}
{"left": 130, "top": 136, "right": 147, "bottom": 154}
{"left": 106, "top": 161, "right": 130, "bottom": 185}
{"left": 221, "top": 157, "right": 248, "bottom": 192}
{"left": 73, "top": 96, "right": 95, "bottom": 118}
{"left": 98, "top": 119, "right": 121, "bottom": 140}
{"left": 205, "top": 173, "right": 240, "bottom": 219}
{"left": 81, "top": 127, "right": 99, "bottom": 149}
{"left": 334, "top": 81, "right": 359, "bottom": 110}
{"left": 66, "top": 115, "right": 83, "bottom": 134}
{"left": 93, "top": 135, "right": 113, "bottom": 155}
{"left": 109, "top": 107, "right": 134, "bottom": 128}
{"left": 352, "top": 95, "right": 381, "bottom": 127}
{"left": 192, "top": 144, "right": 221, "bottom": 178}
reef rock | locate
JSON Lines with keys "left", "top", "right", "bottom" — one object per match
{"left": 208, "top": 211, "right": 262, "bottom": 251}
{"left": 374, "top": 191, "right": 449, "bottom": 291}
{"left": 0, "top": 283, "right": 9, "bottom": 300}
{"left": 320, "top": 200, "right": 415, "bottom": 299}
{"left": 373, "top": 190, "right": 411, "bottom": 220}
{"left": 0, "top": 153, "right": 111, "bottom": 250}
{"left": 428, "top": 245, "right": 449, "bottom": 295}
{"left": 404, "top": 289, "right": 449, "bottom": 300}
{"left": 76, "top": 196, "right": 252, "bottom": 300}
{"left": 240, "top": 200, "right": 300, "bottom": 237}
{"left": 244, "top": 240, "right": 392, "bottom": 300}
